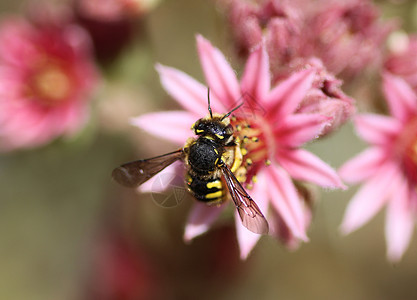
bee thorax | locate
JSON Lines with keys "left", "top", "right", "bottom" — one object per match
{"left": 187, "top": 137, "right": 222, "bottom": 175}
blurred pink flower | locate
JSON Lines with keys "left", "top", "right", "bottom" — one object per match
{"left": 339, "top": 73, "right": 417, "bottom": 261}
{"left": 0, "top": 14, "right": 98, "bottom": 151}
{"left": 132, "top": 35, "right": 344, "bottom": 258}
{"left": 294, "top": 58, "right": 356, "bottom": 137}
{"left": 225, "top": 0, "right": 304, "bottom": 73}
{"left": 85, "top": 231, "right": 156, "bottom": 300}
{"left": 221, "top": 0, "right": 394, "bottom": 80}
{"left": 385, "top": 34, "right": 417, "bottom": 93}
{"left": 302, "top": 0, "right": 394, "bottom": 78}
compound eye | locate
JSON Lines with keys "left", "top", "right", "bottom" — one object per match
{"left": 222, "top": 124, "right": 233, "bottom": 139}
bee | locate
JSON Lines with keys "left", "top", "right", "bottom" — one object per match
{"left": 112, "top": 90, "right": 269, "bottom": 234}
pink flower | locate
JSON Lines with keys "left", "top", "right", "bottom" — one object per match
{"left": 294, "top": 58, "right": 356, "bottom": 137}
{"left": 385, "top": 33, "right": 417, "bottom": 93}
{"left": 0, "top": 13, "right": 98, "bottom": 151}
{"left": 302, "top": 0, "right": 394, "bottom": 79}
{"left": 224, "top": 0, "right": 304, "bottom": 74}
{"left": 132, "top": 35, "right": 344, "bottom": 258}
{"left": 221, "top": 0, "right": 394, "bottom": 80}
{"left": 86, "top": 231, "right": 156, "bottom": 300}
{"left": 339, "top": 73, "right": 417, "bottom": 261}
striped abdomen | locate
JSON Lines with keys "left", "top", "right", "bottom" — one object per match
{"left": 186, "top": 174, "right": 224, "bottom": 205}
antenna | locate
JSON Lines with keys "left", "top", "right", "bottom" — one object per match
{"left": 207, "top": 87, "right": 213, "bottom": 118}
{"left": 221, "top": 102, "right": 243, "bottom": 121}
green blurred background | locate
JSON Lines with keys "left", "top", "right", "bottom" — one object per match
{"left": 1, "top": 0, "right": 417, "bottom": 299}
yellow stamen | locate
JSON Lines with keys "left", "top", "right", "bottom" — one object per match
{"left": 33, "top": 65, "right": 71, "bottom": 104}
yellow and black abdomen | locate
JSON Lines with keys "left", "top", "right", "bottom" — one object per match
{"left": 184, "top": 136, "right": 225, "bottom": 204}
{"left": 186, "top": 174, "right": 224, "bottom": 205}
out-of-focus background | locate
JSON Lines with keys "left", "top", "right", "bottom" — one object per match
{"left": 1, "top": 0, "right": 417, "bottom": 299}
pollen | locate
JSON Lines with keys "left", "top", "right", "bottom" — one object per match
{"left": 246, "top": 158, "right": 253, "bottom": 166}
{"left": 31, "top": 63, "right": 72, "bottom": 106}
{"left": 231, "top": 115, "right": 273, "bottom": 184}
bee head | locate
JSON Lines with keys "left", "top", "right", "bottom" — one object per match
{"left": 193, "top": 117, "right": 233, "bottom": 143}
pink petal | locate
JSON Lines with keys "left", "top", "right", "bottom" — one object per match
{"left": 269, "top": 209, "right": 303, "bottom": 251}
{"left": 183, "top": 202, "right": 226, "bottom": 242}
{"left": 339, "top": 147, "right": 388, "bottom": 184}
{"left": 156, "top": 64, "right": 216, "bottom": 116}
{"left": 340, "top": 162, "right": 399, "bottom": 234}
{"left": 240, "top": 44, "right": 270, "bottom": 103}
{"left": 274, "top": 113, "right": 331, "bottom": 147}
{"left": 0, "top": 18, "right": 38, "bottom": 67}
{"left": 276, "top": 148, "right": 345, "bottom": 189}
{"left": 130, "top": 111, "right": 195, "bottom": 145}
{"left": 383, "top": 72, "right": 417, "bottom": 122}
{"left": 235, "top": 213, "right": 262, "bottom": 260}
{"left": 0, "top": 105, "right": 55, "bottom": 150}
{"left": 0, "top": 103, "right": 41, "bottom": 135}
{"left": 265, "top": 165, "right": 308, "bottom": 241}
{"left": 235, "top": 172, "right": 268, "bottom": 259}
{"left": 354, "top": 114, "right": 402, "bottom": 145}
{"left": 265, "top": 69, "right": 314, "bottom": 120}
{"left": 51, "top": 101, "right": 87, "bottom": 137}
{"left": 385, "top": 176, "right": 415, "bottom": 262}
{"left": 196, "top": 35, "right": 240, "bottom": 107}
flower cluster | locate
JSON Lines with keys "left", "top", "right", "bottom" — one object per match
{"left": 223, "top": 0, "right": 394, "bottom": 81}
{"left": 215, "top": 0, "right": 416, "bottom": 262}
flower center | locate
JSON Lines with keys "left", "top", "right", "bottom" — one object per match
{"left": 231, "top": 115, "right": 273, "bottom": 186}
{"left": 30, "top": 63, "right": 72, "bottom": 106}
{"left": 396, "top": 117, "right": 417, "bottom": 186}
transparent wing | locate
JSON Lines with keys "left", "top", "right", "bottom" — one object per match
{"left": 112, "top": 149, "right": 184, "bottom": 188}
{"left": 221, "top": 164, "right": 269, "bottom": 234}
